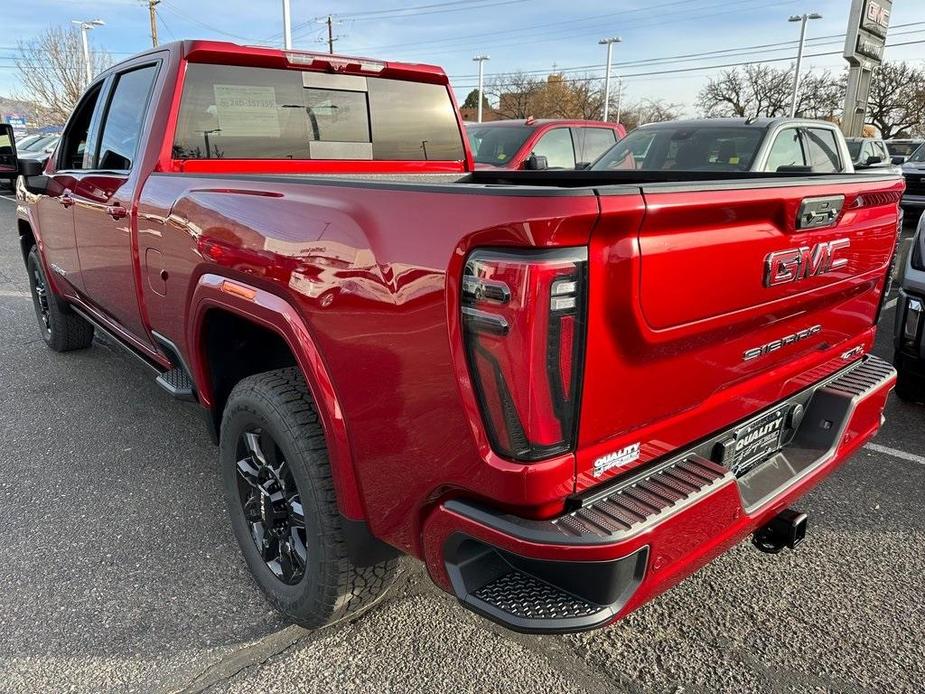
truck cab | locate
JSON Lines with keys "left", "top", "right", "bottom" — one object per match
{"left": 466, "top": 118, "right": 625, "bottom": 170}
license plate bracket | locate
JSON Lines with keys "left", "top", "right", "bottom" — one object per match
{"left": 730, "top": 405, "right": 788, "bottom": 475}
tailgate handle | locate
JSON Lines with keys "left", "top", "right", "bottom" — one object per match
{"left": 796, "top": 195, "right": 844, "bottom": 230}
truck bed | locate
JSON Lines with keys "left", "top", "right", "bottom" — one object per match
{"left": 135, "top": 168, "right": 903, "bottom": 549}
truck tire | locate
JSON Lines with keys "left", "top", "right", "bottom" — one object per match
{"left": 26, "top": 246, "right": 94, "bottom": 352}
{"left": 894, "top": 352, "right": 925, "bottom": 404}
{"left": 220, "top": 367, "right": 398, "bottom": 629}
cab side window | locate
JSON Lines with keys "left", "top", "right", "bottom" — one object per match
{"left": 765, "top": 129, "right": 806, "bottom": 171}
{"left": 532, "top": 128, "right": 575, "bottom": 169}
{"left": 573, "top": 127, "right": 616, "bottom": 164}
{"left": 58, "top": 84, "right": 103, "bottom": 170}
{"left": 97, "top": 65, "right": 158, "bottom": 171}
{"left": 804, "top": 128, "right": 841, "bottom": 173}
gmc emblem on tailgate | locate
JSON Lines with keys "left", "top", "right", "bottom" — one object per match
{"left": 763, "top": 239, "right": 850, "bottom": 287}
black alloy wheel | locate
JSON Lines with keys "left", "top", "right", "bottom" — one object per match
{"left": 25, "top": 246, "right": 94, "bottom": 352}
{"left": 221, "top": 368, "right": 399, "bottom": 628}
{"left": 234, "top": 427, "right": 307, "bottom": 585}
{"left": 31, "top": 260, "right": 51, "bottom": 337}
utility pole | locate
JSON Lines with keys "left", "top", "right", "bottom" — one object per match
{"left": 282, "top": 0, "right": 292, "bottom": 50}
{"left": 599, "top": 36, "right": 622, "bottom": 122}
{"left": 616, "top": 77, "right": 624, "bottom": 125}
{"left": 71, "top": 19, "right": 105, "bottom": 88}
{"left": 787, "top": 12, "right": 822, "bottom": 117}
{"left": 473, "top": 55, "right": 490, "bottom": 123}
{"left": 147, "top": 0, "right": 160, "bottom": 47}
{"left": 326, "top": 15, "right": 335, "bottom": 54}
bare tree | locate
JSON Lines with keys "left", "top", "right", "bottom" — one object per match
{"left": 697, "top": 68, "right": 749, "bottom": 117}
{"left": 794, "top": 70, "right": 843, "bottom": 120}
{"left": 697, "top": 65, "right": 840, "bottom": 120}
{"left": 487, "top": 72, "right": 543, "bottom": 119}
{"left": 620, "top": 98, "right": 683, "bottom": 130}
{"left": 568, "top": 74, "right": 606, "bottom": 120}
{"left": 866, "top": 61, "right": 925, "bottom": 139}
{"left": 15, "top": 26, "right": 111, "bottom": 125}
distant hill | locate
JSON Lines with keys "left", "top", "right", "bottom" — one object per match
{"left": 0, "top": 96, "right": 45, "bottom": 129}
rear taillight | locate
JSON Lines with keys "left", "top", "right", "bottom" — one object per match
{"left": 461, "top": 248, "right": 587, "bottom": 461}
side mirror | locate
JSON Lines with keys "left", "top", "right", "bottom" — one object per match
{"left": 575, "top": 161, "right": 591, "bottom": 170}
{"left": 0, "top": 123, "right": 18, "bottom": 177}
{"left": 19, "top": 158, "right": 45, "bottom": 176}
{"left": 892, "top": 155, "right": 905, "bottom": 165}
{"left": 865, "top": 154, "right": 883, "bottom": 166}
{"left": 524, "top": 154, "right": 548, "bottom": 171}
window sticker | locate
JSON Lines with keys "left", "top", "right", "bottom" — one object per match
{"left": 213, "top": 85, "right": 280, "bottom": 138}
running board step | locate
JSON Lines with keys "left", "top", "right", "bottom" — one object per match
{"left": 155, "top": 367, "right": 196, "bottom": 402}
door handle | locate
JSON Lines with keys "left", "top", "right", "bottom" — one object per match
{"left": 106, "top": 205, "right": 128, "bottom": 220}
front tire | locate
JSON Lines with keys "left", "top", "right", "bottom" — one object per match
{"left": 26, "top": 246, "right": 94, "bottom": 352}
{"left": 220, "top": 367, "right": 398, "bottom": 629}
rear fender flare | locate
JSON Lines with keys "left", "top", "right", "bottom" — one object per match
{"left": 188, "top": 273, "right": 365, "bottom": 520}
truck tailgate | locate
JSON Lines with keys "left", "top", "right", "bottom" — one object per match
{"left": 576, "top": 176, "right": 904, "bottom": 492}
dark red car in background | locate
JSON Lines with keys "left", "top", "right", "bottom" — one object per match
{"left": 466, "top": 118, "right": 625, "bottom": 169}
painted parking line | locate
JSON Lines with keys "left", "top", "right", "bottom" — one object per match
{"left": 864, "top": 442, "right": 925, "bottom": 466}
{"left": 0, "top": 195, "right": 17, "bottom": 203}
{"left": 884, "top": 298, "right": 898, "bottom": 310}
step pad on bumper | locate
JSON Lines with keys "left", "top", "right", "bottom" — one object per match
{"left": 557, "top": 456, "right": 730, "bottom": 540}
{"left": 444, "top": 454, "right": 733, "bottom": 548}
{"left": 473, "top": 571, "right": 601, "bottom": 621}
{"left": 821, "top": 356, "right": 896, "bottom": 400}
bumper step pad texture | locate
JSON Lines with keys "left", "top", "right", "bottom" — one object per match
{"left": 472, "top": 571, "right": 601, "bottom": 621}
{"left": 555, "top": 456, "right": 731, "bottom": 541}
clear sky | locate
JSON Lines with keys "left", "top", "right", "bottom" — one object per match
{"left": 2, "top": 0, "right": 924, "bottom": 115}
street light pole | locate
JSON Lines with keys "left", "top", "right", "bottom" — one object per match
{"left": 788, "top": 12, "right": 822, "bottom": 117}
{"left": 71, "top": 19, "right": 105, "bottom": 88}
{"left": 473, "top": 55, "right": 490, "bottom": 123}
{"left": 282, "top": 0, "right": 292, "bottom": 50}
{"left": 616, "top": 77, "right": 624, "bottom": 125}
{"left": 599, "top": 36, "right": 622, "bottom": 122}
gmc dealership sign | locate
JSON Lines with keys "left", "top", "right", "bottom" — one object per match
{"left": 845, "top": 0, "right": 891, "bottom": 67}
{"left": 841, "top": 0, "right": 892, "bottom": 137}
{"left": 862, "top": 1, "right": 891, "bottom": 39}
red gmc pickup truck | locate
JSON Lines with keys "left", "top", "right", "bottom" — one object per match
{"left": 8, "top": 41, "right": 904, "bottom": 634}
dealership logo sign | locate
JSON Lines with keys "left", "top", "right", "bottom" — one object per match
{"left": 863, "top": 0, "right": 891, "bottom": 38}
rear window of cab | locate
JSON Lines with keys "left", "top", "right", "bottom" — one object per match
{"left": 172, "top": 63, "right": 465, "bottom": 161}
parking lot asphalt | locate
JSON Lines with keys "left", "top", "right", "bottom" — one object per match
{"left": 0, "top": 193, "right": 923, "bottom": 694}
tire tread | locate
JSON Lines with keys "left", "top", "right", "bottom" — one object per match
{"left": 223, "top": 367, "right": 398, "bottom": 628}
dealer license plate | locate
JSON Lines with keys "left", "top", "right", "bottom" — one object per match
{"left": 731, "top": 405, "right": 787, "bottom": 475}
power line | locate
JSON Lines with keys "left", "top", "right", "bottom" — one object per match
{"left": 356, "top": 0, "right": 705, "bottom": 53}
{"left": 448, "top": 24, "right": 925, "bottom": 81}
{"left": 358, "top": 0, "right": 792, "bottom": 57}
{"left": 159, "top": 0, "right": 256, "bottom": 41}
{"left": 448, "top": 38, "right": 925, "bottom": 90}
{"left": 283, "top": 0, "right": 530, "bottom": 42}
